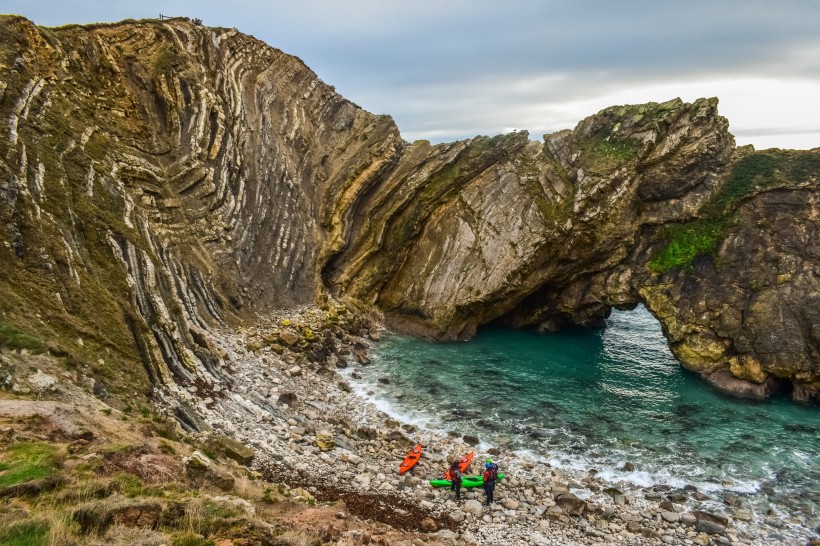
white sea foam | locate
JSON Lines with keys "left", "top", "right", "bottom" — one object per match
{"left": 341, "top": 368, "right": 440, "bottom": 434}
{"left": 570, "top": 488, "right": 594, "bottom": 500}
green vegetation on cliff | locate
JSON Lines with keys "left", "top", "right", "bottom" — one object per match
{"left": 0, "top": 320, "right": 46, "bottom": 353}
{"left": 703, "top": 149, "right": 820, "bottom": 218}
{"left": 651, "top": 149, "right": 820, "bottom": 272}
{"left": 649, "top": 219, "right": 726, "bottom": 272}
{"left": 581, "top": 136, "right": 638, "bottom": 174}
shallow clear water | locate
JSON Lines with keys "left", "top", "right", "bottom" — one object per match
{"left": 352, "top": 306, "right": 819, "bottom": 523}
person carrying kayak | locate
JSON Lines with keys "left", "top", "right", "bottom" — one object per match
{"left": 482, "top": 458, "right": 499, "bottom": 505}
{"left": 448, "top": 459, "right": 463, "bottom": 500}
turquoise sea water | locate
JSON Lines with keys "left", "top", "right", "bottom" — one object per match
{"left": 352, "top": 306, "right": 819, "bottom": 525}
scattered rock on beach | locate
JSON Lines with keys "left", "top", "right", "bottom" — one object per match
{"left": 555, "top": 492, "right": 587, "bottom": 516}
{"left": 315, "top": 430, "right": 335, "bottom": 451}
{"left": 156, "top": 307, "right": 816, "bottom": 546}
{"left": 463, "top": 499, "right": 484, "bottom": 517}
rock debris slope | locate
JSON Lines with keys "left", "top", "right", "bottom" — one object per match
{"left": 0, "top": 16, "right": 818, "bottom": 402}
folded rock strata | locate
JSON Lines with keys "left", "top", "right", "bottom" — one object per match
{"left": 0, "top": 16, "right": 817, "bottom": 402}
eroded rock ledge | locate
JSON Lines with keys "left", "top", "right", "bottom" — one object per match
{"left": 0, "top": 16, "right": 817, "bottom": 402}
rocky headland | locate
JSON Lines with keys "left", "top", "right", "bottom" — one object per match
{"left": 1, "top": 15, "right": 818, "bottom": 402}
{"left": 0, "top": 14, "right": 818, "bottom": 546}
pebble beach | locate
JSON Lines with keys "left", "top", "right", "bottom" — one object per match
{"left": 161, "top": 306, "right": 817, "bottom": 546}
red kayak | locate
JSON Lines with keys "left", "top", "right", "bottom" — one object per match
{"left": 399, "top": 444, "right": 423, "bottom": 474}
{"left": 444, "top": 451, "right": 475, "bottom": 480}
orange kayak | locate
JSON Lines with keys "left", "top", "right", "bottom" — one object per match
{"left": 399, "top": 444, "right": 423, "bottom": 474}
{"left": 444, "top": 451, "right": 475, "bottom": 480}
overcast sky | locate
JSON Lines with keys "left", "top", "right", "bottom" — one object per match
{"left": 5, "top": 1, "right": 820, "bottom": 149}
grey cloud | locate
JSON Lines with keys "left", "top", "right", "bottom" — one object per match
{"left": 4, "top": 0, "right": 820, "bottom": 146}
{"left": 732, "top": 127, "right": 820, "bottom": 137}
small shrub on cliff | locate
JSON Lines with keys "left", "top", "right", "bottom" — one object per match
{"left": 111, "top": 472, "right": 145, "bottom": 497}
{"left": 154, "top": 46, "right": 185, "bottom": 74}
{"left": 179, "top": 498, "right": 244, "bottom": 537}
{"left": 580, "top": 136, "right": 638, "bottom": 173}
{"left": 595, "top": 138, "right": 636, "bottom": 161}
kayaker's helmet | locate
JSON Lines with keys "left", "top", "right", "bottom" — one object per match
{"left": 485, "top": 458, "right": 493, "bottom": 463}
{"left": 485, "top": 462, "right": 492, "bottom": 469}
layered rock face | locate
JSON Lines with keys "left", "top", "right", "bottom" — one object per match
{"left": 0, "top": 16, "right": 817, "bottom": 402}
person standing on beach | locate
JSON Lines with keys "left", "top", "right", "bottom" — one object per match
{"left": 482, "top": 458, "right": 498, "bottom": 505}
{"left": 448, "top": 460, "right": 463, "bottom": 500}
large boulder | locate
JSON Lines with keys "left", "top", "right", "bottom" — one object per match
{"left": 185, "top": 451, "right": 211, "bottom": 472}
{"left": 462, "top": 499, "right": 484, "bottom": 517}
{"left": 279, "top": 330, "right": 301, "bottom": 346}
{"left": 205, "top": 435, "right": 256, "bottom": 466}
{"left": 555, "top": 492, "right": 587, "bottom": 516}
{"left": 502, "top": 498, "right": 520, "bottom": 510}
{"left": 693, "top": 510, "right": 729, "bottom": 535}
{"left": 705, "top": 369, "right": 773, "bottom": 400}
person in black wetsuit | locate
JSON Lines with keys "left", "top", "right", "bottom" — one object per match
{"left": 482, "top": 459, "right": 499, "bottom": 505}
{"left": 449, "top": 460, "right": 463, "bottom": 500}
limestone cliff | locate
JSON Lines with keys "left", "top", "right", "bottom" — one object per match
{"left": 0, "top": 16, "right": 817, "bottom": 403}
